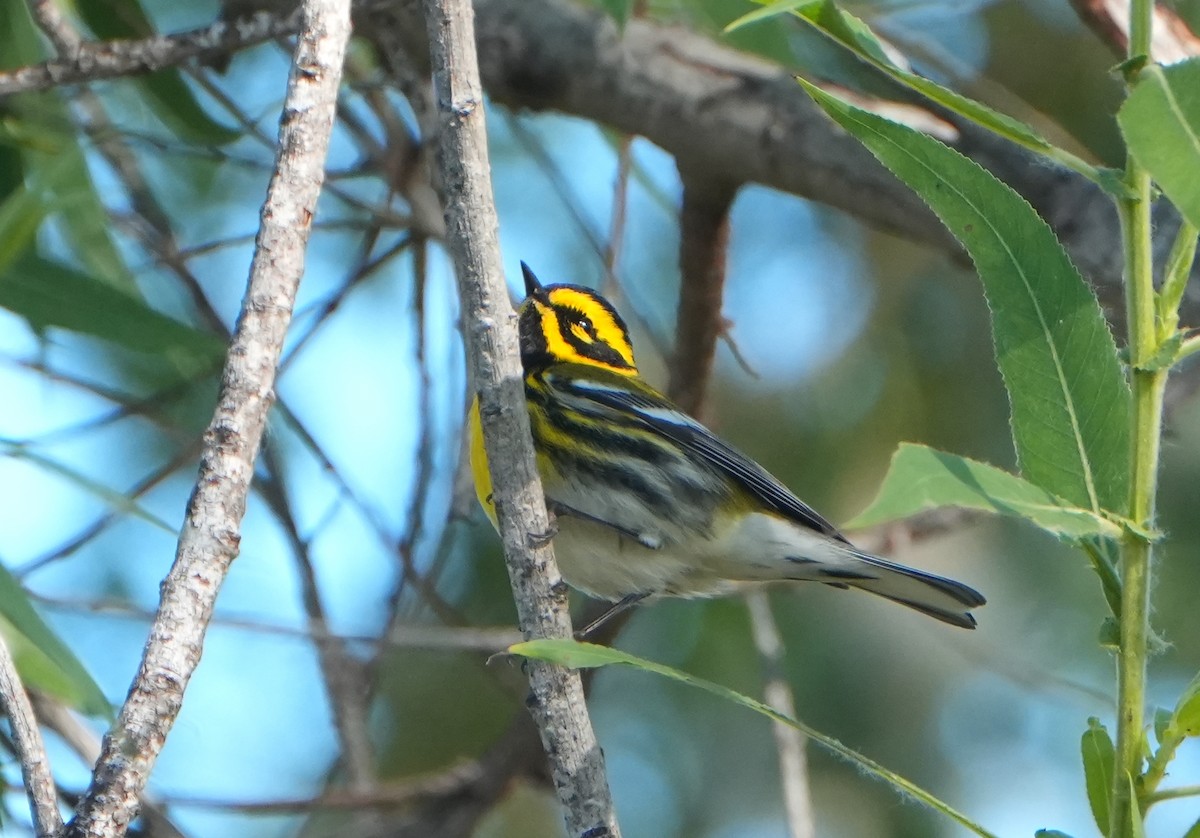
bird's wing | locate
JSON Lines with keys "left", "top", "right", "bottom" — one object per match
{"left": 544, "top": 366, "right": 846, "bottom": 541}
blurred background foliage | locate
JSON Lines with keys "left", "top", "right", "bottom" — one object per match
{"left": 1, "top": 0, "right": 1198, "bottom": 836}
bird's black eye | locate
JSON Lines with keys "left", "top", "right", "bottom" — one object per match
{"left": 562, "top": 308, "right": 597, "bottom": 340}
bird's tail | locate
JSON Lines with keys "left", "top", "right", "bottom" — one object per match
{"left": 838, "top": 550, "right": 986, "bottom": 629}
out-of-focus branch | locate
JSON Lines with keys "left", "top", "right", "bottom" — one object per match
{"left": 258, "top": 441, "right": 381, "bottom": 834}
{"left": 29, "top": 0, "right": 83, "bottom": 57}
{"left": 62, "top": 0, "right": 351, "bottom": 833}
{"left": 422, "top": 0, "right": 621, "bottom": 834}
{"left": 665, "top": 166, "right": 813, "bottom": 838}
{"left": 0, "top": 633, "right": 62, "bottom": 837}
{"left": 29, "top": 695, "right": 186, "bottom": 838}
{"left": 745, "top": 592, "right": 814, "bottom": 838}
{"left": 1068, "top": 0, "right": 1200, "bottom": 62}
{"left": 8, "top": 0, "right": 1200, "bottom": 327}
{"left": 667, "top": 171, "right": 737, "bottom": 420}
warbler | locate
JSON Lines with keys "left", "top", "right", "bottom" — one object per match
{"left": 470, "top": 263, "right": 985, "bottom": 632}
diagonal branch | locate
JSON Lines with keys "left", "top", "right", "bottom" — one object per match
{"left": 0, "top": 9, "right": 304, "bottom": 96}
{"left": 62, "top": 0, "right": 352, "bottom": 833}
{"left": 421, "top": 0, "right": 621, "bottom": 834}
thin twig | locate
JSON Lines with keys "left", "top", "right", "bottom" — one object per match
{"left": 27, "top": 696, "right": 187, "bottom": 838}
{"left": 258, "top": 444, "right": 378, "bottom": 800}
{"left": 745, "top": 592, "right": 814, "bottom": 838}
{"left": 147, "top": 761, "right": 486, "bottom": 813}
{"left": 601, "top": 134, "right": 633, "bottom": 300}
{"left": 422, "top": 0, "right": 621, "bottom": 834}
{"left": 0, "top": 9, "right": 306, "bottom": 96}
{"left": 33, "top": 593, "right": 523, "bottom": 651}
{"left": 62, "top": 0, "right": 351, "bottom": 833}
{"left": 1068, "top": 0, "right": 1200, "bottom": 62}
{"left": 29, "top": 0, "right": 83, "bottom": 58}
{"left": 0, "top": 632, "right": 63, "bottom": 837}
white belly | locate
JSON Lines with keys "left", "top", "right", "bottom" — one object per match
{"left": 549, "top": 511, "right": 851, "bottom": 601}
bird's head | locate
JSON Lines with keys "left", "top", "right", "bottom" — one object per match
{"left": 517, "top": 262, "right": 638, "bottom": 376}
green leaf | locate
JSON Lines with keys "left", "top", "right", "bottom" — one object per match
{"left": 1033, "top": 831, "right": 1074, "bottom": 838}
{"left": 595, "top": 0, "right": 634, "bottom": 29}
{"left": 847, "top": 443, "right": 1121, "bottom": 540}
{"left": 1173, "top": 670, "right": 1200, "bottom": 737}
{"left": 801, "top": 80, "right": 1131, "bottom": 517}
{"left": 0, "top": 3, "right": 139, "bottom": 293}
{"left": 1125, "top": 773, "right": 1146, "bottom": 838}
{"left": 1184, "top": 816, "right": 1200, "bottom": 838}
{"left": 734, "top": 0, "right": 1109, "bottom": 188}
{"left": 1118, "top": 60, "right": 1200, "bottom": 230}
{"left": 1157, "top": 221, "right": 1198, "bottom": 338}
{"left": 1153, "top": 707, "right": 1173, "bottom": 746}
{"left": 0, "top": 176, "right": 57, "bottom": 277}
{"left": 511, "top": 638, "right": 999, "bottom": 838}
{"left": 0, "top": 252, "right": 225, "bottom": 363}
{"left": 0, "top": 562, "right": 110, "bottom": 717}
{"left": 1098, "top": 617, "right": 1120, "bottom": 648}
{"left": 74, "top": 0, "right": 239, "bottom": 146}
{"left": 724, "top": 0, "right": 819, "bottom": 33}
{"left": 1082, "top": 717, "right": 1115, "bottom": 835}
{"left": 0, "top": 442, "right": 177, "bottom": 535}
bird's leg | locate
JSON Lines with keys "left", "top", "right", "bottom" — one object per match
{"left": 575, "top": 592, "right": 650, "bottom": 639}
{"left": 546, "top": 500, "right": 662, "bottom": 549}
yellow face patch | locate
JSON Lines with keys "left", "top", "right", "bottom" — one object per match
{"left": 540, "top": 287, "right": 636, "bottom": 370}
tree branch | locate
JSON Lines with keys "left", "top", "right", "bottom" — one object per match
{"left": 7, "top": 0, "right": 1197, "bottom": 326}
{"left": 421, "top": 0, "right": 621, "bottom": 835}
{"left": 62, "top": 0, "right": 352, "bottom": 833}
{"left": 0, "top": 632, "right": 63, "bottom": 837}
{"left": 1068, "top": 0, "right": 1200, "bottom": 62}
{"left": 371, "top": 0, "right": 1199, "bottom": 326}
{"left": 745, "top": 591, "right": 814, "bottom": 838}
{"left": 667, "top": 171, "right": 737, "bottom": 419}
{"left": 0, "top": 10, "right": 304, "bottom": 96}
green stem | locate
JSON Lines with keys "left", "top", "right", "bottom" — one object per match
{"left": 1144, "top": 784, "right": 1200, "bottom": 805}
{"left": 1142, "top": 724, "right": 1183, "bottom": 801}
{"left": 1176, "top": 333, "right": 1200, "bottom": 364}
{"left": 1111, "top": 2, "right": 1162, "bottom": 834}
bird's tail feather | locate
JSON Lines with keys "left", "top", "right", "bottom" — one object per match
{"left": 844, "top": 550, "right": 985, "bottom": 629}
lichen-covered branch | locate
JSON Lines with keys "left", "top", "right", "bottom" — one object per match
{"left": 62, "top": 0, "right": 351, "bottom": 833}
{"left": 0, "top": 10, "right": 303, "bottom": 96}
{"left": 421, "top": 0, "right": 621, "bottom": 835}
{"left": 0, "top": 632, "right": 63, "bottom": 837}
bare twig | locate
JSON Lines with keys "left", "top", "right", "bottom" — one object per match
{"left": 148, "top": 761, "right": 485, "bottom": 813}
{"left": 0, "top": 10, "right": 305, "bottom": 96}
{"left": 745, "top": 592, "right": 814, "bottom": 838}
{"left": 33, "top": 592, "right": 523, "bottom": 652}
{"left": 258, "top": 443, "right": 379, "bottom": 807}
{"left": 62, "top": 0, "right": 352, "bottom": 833}
{"left": 1068, "top": 0, "right": 1200, "bottom": 62}
{"left": 601, "top": 134, "right": 632, "bottom": 300}
{"left": 28, "top": 696, "right": 186, "bottom": 838}
{"left": 0, "top": 632, "right": 63, "bottom": 837}
{"left": 422, "top": 0, "right": 621, "bottom": 834}
{"left": 29, "top": 0, "right": 83, "bottom": 58}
